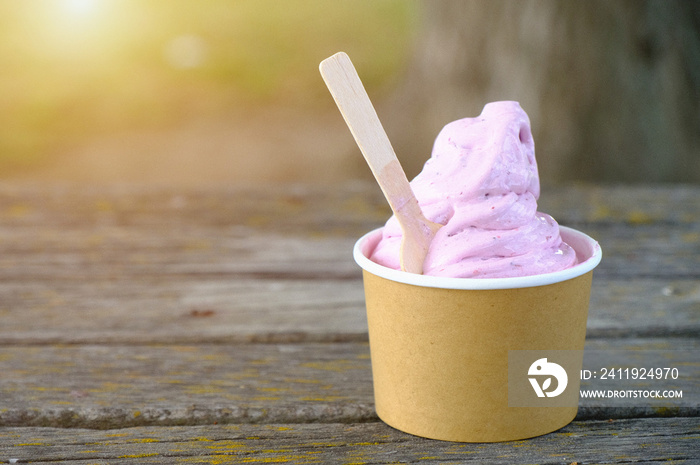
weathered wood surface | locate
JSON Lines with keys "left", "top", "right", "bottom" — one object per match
{"left": 2, "top": 276, "right": 698, "bottom": 344}
{"left": 0, "top": 339, "right": 697, "bottom": 429}
{"left": 0, "top": 183, "right": 698, "bottom": 463}
{"left": 1, "top": 418, "right": 698, "bottom": 465}
{"left": 0, "top": 184, "right": 698, "bottom": 344}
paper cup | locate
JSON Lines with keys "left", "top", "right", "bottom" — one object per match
{"left": 353, "top": 226, "right": 602, "bottom": 442}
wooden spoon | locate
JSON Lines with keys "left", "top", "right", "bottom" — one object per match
{"left": 320, "top": 52, "right": 441, "bottom": 274}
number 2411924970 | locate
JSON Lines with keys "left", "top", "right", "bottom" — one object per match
{"left": 589, "top": 367, "right": 680, "bottom": 380}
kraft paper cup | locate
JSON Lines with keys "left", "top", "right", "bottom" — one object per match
{"left": 353, "top": 226, "right": 602, "bottom": 442}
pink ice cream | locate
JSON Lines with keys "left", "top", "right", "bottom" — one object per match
{"left": 369, "top": 101, "right": 577, "bottom": 278}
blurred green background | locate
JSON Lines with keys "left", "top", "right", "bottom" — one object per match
{"left": 0, "top": 0, "right": 418, "bottom": 183}
{"left": 2, "top": 0, "right": 697, "bottom": 185}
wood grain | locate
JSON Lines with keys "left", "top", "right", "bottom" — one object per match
{"left": 0, "top": 183, "right": 697, "bottom": 462}
{"left": 0, "top": 418, "right": 698, "bottom": 464}
{"left": 0, "top": 339, "right": 696, "bottom": 429}
{"left": 0, "top": 273, "right": 697, "bottom": 344}
{"left": 0, "top": 184, "right": 697, "bottom": 343}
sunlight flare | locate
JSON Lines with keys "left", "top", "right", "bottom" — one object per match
{"left": 62, "top": 0, "right": 100, "bottom": 17}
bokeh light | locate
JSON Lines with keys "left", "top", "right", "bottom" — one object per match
{"left": 62, "top": 0, "right": 100, "bottom": 17}
{"left": 165, "top": 35, "right": 208, "bottom": 69}
{"left": 0, "top": 0, "right": 419, "bottom": 181}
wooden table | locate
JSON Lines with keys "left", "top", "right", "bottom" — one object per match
{"left": 0, "top": 182, "right": 697, "bottom": 464}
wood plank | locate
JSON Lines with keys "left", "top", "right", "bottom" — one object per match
{"left": 0, "top": 418, "right": 698, "bottom": 464}
{"left": 538, "top": 184, "right": 700, "bottom": 226}
{"left": 1, "top": 183, "right": 698, "bottom": 231}
{"left": 1, "top": 222, "right": 698, "bottom": 282}
{"left": 0, "top": 340, "right": 696, "bottom": 429}
{"left": 1, "top": 224, "right": 698, "bottom": 282}
{"left": 0, "top": 343, "right": 375, "bottom": 429}
{"left": 587, "top": 278, "right": 700, "bottom": 338}
{"left": 0, "top": 184, "right": 697, "bottom": 281}
{"left": 572, "top": 223, "right": 700, "bottom": 279}
{"left": 0, "top": 277, "right": 369, "bottom": 344}
{"left": 0, "top": 182, "right": 391, "bottom": 237}
{"left": 0, "top": 276, "right": 697, "bottom": 344}
{"left": 0, "top": 223, "right": 700, "bottom": 282}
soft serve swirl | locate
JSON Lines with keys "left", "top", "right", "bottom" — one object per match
{"left": 369, "top": 101, "right": 577, "bottom": 278}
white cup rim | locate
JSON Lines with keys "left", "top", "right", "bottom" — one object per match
{"left": 353, "top": 226, "right": 602, "bottom": 290}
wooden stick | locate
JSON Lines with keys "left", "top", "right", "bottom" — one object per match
{"left": 320, "top": 52, "right": 441, "bottom": 274}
